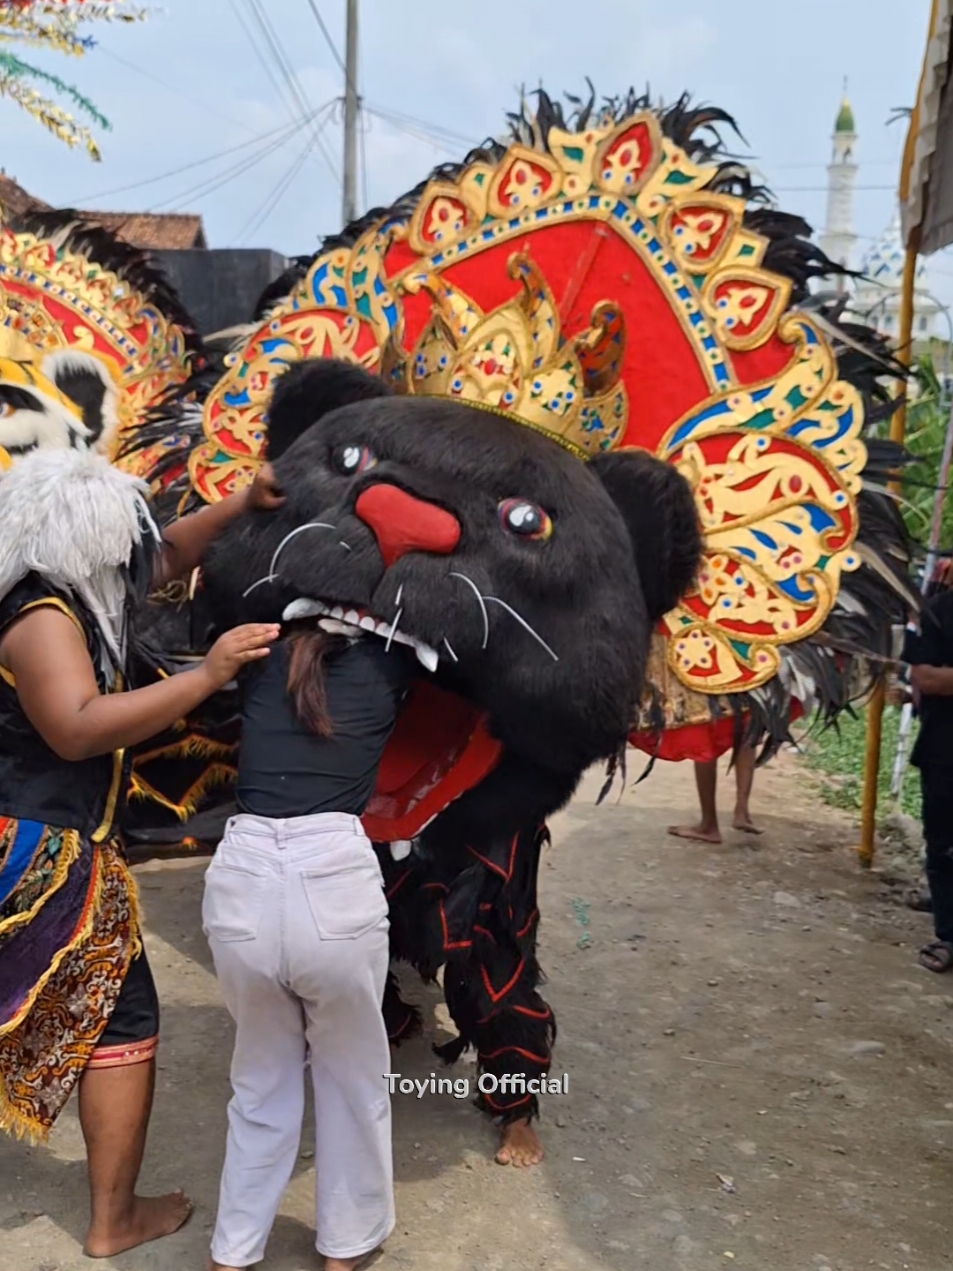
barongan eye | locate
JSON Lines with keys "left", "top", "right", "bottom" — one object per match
{"left": 498, "top": 498, "right": 553, "bottom": 542}
{"left": 331, "top": 443, "right": 377, "bottom": 476}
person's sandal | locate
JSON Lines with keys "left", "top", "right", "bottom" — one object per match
{"left": 918, "top": 941, "right": 953, "bottom": 973}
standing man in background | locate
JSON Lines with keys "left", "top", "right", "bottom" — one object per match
{"left": 904, "top": 559, "right": 953, "bottom": 973}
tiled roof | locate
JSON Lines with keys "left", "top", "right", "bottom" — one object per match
{"left": 78, "top": 212, "right": 208, "bottom": 251}
{"left": 0, "top": 174, "right": 207, "bottom": 250}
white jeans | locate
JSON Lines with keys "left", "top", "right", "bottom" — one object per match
{"left": 203, "top": 812, "right": 394, "bottom": 1266}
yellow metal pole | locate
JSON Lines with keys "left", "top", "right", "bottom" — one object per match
{"left": 857, "top": 227, "right": 920, "bottom": 868}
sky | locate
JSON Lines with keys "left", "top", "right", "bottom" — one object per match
{"left": 3, "top": 0, "right": 950, "bottom": 307}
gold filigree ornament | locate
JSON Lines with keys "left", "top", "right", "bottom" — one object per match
{"left": 657, "top": 317, "right": 864, "bottom": 692}
{"left": 0, "top": 224, "right": 194, "bottom": 462}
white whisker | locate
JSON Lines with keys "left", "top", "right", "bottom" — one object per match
{"left": 450, "top": 572, "right": 490, "bottom": 650}
{"left": 267, "top": 522, "right": 337, "bottom": 579}
{"left": 339, "top": 540, "right": 352, "bottom": 552}
{"left": 483, "top": 596, "right": 559, "bottom": 662}
{"left": 385, "top": 608, "right": 403, "bottom": 653}
{"left": 242, "top": 573, "right": 278, "bottom": 598}
{"left": 395, "top": 583, "right": 403, "bottom": 607}
{"left": 443, "top": 637, "right": 459, "bottom": 663}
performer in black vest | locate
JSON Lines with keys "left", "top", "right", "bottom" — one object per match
{"left": 0, "top": 447, "right": 281, "bottom": 1258}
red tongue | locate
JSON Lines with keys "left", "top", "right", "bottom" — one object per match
{"left": 361, "top": 681, "right": 502, "bottom": 842}
{"left": 355, "top": 483, "right": 461, "bottom": 567}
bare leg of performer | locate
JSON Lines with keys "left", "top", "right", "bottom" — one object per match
{"left": 668, "top": 759, "right": 722, "bottom": 844}
{"left": 732, "top": 743, "right": 762, "bottom": 833}
{"left": 497, "top": 1119, "right": 545, "bottom": 1168}
{"left": 80, "top": 1059, "right": 191, "bottom": 1258}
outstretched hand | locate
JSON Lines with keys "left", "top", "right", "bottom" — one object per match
{"left": 202, "top": 623, "right": 280, "bottom": 689}
{"left": 247, "top": 463, "right": 285, "bottom": 511}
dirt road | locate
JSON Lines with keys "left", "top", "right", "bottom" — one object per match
{"left": 2, "top": 751, "right": 950, "bottom": 1271}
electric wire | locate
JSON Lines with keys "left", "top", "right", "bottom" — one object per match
{"left": 71, "top": 112, "right": 317, "bottom": 205}
{"left": 97, "top": 46, "right": 257, "bottom": 135}
{"left": 230, "top": 0, "right": 300, "bottom": 126}
{"left": 242, "top": 0, "right": 341, "bottom": 184}
{"left": 146, "top": 103, "right": 334, "bottom": 212}
{"left": 304, "top": 0, "right": 346, "bottom": 73}
{"left": 238, "top": 116, "right": 329, "bottom": 243}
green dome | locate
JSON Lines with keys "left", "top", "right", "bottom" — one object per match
{"left": 835, "top": 97, "right": 855, "bottom": 134}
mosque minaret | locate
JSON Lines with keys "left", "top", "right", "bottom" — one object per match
{"left": 818, "top": 93, "right": 858, "bottom": 287}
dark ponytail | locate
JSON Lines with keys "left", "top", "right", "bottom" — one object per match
{"left": 285, "top": 623, "right": 345, "bottom": 736}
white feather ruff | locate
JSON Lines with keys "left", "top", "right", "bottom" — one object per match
{"left": 0, "top": 448, "right": 159, "bottom": 672}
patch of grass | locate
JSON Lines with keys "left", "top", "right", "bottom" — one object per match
{"left": 797, "top": 705, "right": 922, "bottom": 821}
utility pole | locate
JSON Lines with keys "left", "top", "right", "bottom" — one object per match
{"left": 342, "top": 0, "right": 359, "bottom": 226}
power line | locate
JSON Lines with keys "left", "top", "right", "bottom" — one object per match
{"left": 229, "top": 0, "right": 299, "bottom": 127}
{"left": 304, "top": 0, "right": 345, "bottom": 73}
{"left": 71, "top": 114, "right": 313, "bottom": 205}
{"left": 243, "top": 0, "right": 341, "bottom": 184}
{"left": 239, "top": 123, "right": 327, "bottom": 244}
{"left": 146, "top": 103, "right": 334, "bottom": 213}
{"left": 97, "top": 46, "right": 257, "bottom": 136}
{"left": 365, "top": 101, "right": 480, "bottom": 149}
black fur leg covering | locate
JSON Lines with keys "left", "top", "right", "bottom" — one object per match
{"left": 382, "top": 970, "right": 422, "bottom": 1046}
{"left": 435, "top": 825, "right": 556, "bottom": 1123}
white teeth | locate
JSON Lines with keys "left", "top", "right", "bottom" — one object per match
{"left": 284, "top": 597, "right": 439, "bottom": 670}
{"left": 282, "top": 598, "right": 326, "bottom": 622}
{"left": 414, "top": 642, "right": 439, "bottom": 673}
{"left": 318, "top": 618, "right": 362, "bottom": 637}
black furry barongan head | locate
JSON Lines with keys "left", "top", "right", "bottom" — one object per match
{"left": 264, "top": 358, "right": 392, "bottom": 461}
{"left": 204, "top": 359, "right": 702, "bottom": 776}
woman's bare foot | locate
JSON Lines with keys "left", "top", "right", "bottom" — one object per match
{"left": 732, "top": 811, "right": 763, "bottom": 834}
{"left": 668, "top": 823, "right": 722, "bottom": 844}
{"left": 324, "top": 1252, "right": 379, "bottom": 1270}
{"left": 496, "top": 1118, "right": 544, "bottom": 1167}
{"left": 84, "top": 1190, "right": 192, "bottom": 1257}
{"left": 207, "top": 1259, "right": 247, "bottom": 1271}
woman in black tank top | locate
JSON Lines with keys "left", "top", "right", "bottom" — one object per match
{"left": 203, "top": 620, "right": 414, "bottom": 1271}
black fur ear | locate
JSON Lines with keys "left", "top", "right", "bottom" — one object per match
{"left": 589, "top": 449, "right": 702, "bottom": 623}
{"left": 41, "top": 349, "right": 119, "bottom": 449}
{"left": 265, "top": 358, "right": 390, "bottom": 460}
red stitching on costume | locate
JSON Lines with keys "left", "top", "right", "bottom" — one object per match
{"left": 472, "top": 924, "right": 496, "bottom": 943}
{"left": 516, "top": 909, "right": 539, "bottom": 938}
{"left": 480, "top": 956, "right": 526, "bottom": 1004}
{"left": 422, "top": 881, "right": 449, "bottom": 893}
{"left": 480, "top": 1045, "right": 551, "bottom": 1066}
{"left": 389, "top": 1013, "right": 416, "bottom": 1041}
{"left": 385, "top": 869, "right": 411, "bottom": 900}
{"left": 468, "top": 832, "right": 519, "bottom": 883}
{"left": 481, "top": 1091, "right": 533, "bottom": 1112}
{"left": 513, "top": 1004, "right": 551, "bottom": 1021}
{"left": 439, "top": 900, "right": 472, "bottom": 951}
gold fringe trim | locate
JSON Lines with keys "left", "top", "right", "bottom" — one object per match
{"left": 0, "top": 828, "right": 81, "bottom": 942}
{"left": 0, "top": 846, "right": 105, "bottom": 1042}
{"left": 0, "top": 1079, "right": 51, "bottom": 1145}
{"left": 127, "top": 761, "right": 236, "bottom": 823}
{"left": 133, "top": 733, "right": 238, "bottom": 766}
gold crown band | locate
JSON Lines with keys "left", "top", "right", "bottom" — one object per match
{"left": 423, "top": 395, "right": 591, "bottom": 462}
